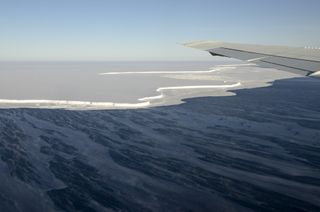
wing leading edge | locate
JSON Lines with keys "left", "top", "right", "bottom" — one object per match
{"left": 184, "top": 41, "right": 320, "bottom": 76}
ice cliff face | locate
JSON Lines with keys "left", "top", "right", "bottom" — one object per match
{"left": 0, "top": 77, "right": 320, "bottom": 212}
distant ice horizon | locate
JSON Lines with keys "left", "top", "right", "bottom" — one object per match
{"left": 0, "top": 61, "right": 299, "bottom": 109}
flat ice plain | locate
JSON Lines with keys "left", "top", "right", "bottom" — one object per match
{"left": 0, "top": 61, "right": 300, "bottom": 109}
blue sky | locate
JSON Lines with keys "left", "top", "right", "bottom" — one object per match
{"left": 1, "top": 0, "right": 320, "bottom": 61}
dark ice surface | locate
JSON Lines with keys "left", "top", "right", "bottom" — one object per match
{"left": 0, "top": 77, "right": 320, "bottom": 212}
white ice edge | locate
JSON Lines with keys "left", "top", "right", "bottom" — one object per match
{"left": 138, "top": 82, "right": 241, "bottom": 101}
{"left": 0, "top": 82, "right": 241, "bottom": 109}
{"left": 0, "top": 99, "right": 151, "bottom": 108}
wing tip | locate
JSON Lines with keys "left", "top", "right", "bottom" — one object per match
{"left": 182, "top": 40, "right": 224, "bottom": 50}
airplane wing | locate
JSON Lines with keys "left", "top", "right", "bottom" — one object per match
{"left": 184, "top": 41, "right": 320, "bottom": 76}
